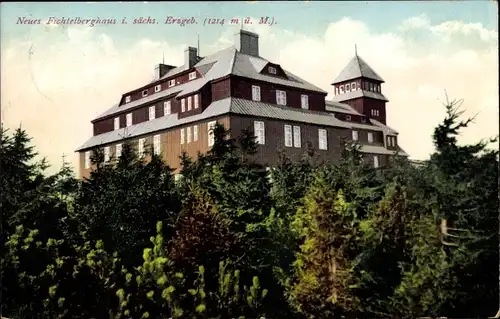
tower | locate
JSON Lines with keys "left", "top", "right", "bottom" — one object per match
{"left": 331, "top": 50, "right": 389, "bottom": 124}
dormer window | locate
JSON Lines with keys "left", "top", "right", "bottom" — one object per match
{"left": 154, "top": 85, "right": 161, "bottom": 93}
{"left": 269, "top": 66, "right": 277, "bottom": 74}
{"left": 188, "top": 72, "right": 196, "bottom": 80}
{"left": 142, "top": 89, "right": 148, "bottom": 97}
{"left": 125, "top": 95, "right": 131, "bottom": 103}
{"left": 346, "top": 84, "right": 351, "bottom": 92}
{"left": 168, "top": 79, "right": 175, "bottom": 87}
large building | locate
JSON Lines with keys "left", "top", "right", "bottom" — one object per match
{"left": 76, "top": 30, "right": 407, "bottom": 178}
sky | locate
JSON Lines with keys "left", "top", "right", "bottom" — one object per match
{"left": 1, "top": 1, "right": 498, "bottom": 174}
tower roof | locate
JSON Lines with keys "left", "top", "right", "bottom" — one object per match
{"left": 332, "top": 54, "right": 384, "bottom": 84}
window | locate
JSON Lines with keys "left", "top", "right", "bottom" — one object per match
{"left": 373, "top": 155, "right": 379, "bottom": 168}
{"left": 318, "top": 129, "right": 327, "bottom": 150}
{"left": 301, "top": 94, "right": 309, "bottom": 109}
{"left": 254, "top": 121, "right": 265, "bottom": 145}
{"left": 187, "top": 126, "right": 192, "bottom": 143}
{"left": 276, "top": 90, "right": 287, "bottom": 105}
{"left": 361, "top": 117, "right": 366, "bottom": 123}
{"left": 388, "top": 136, "right": 396, "bottom": 147}
{"left": 335, "top": 87, "right": 339, "bottom": 96}
{"left": 352, "top": 82, "right": 357, "bottom": 90}
{"left": 126, "top": 113, "right": 132, "bottom": 127}
{"left": 189, "top": 71, "right": 196, "bottom": 80}
{"left": 194, "top": 94, "right": 199, "bottom": 109}
{"left": 193, "top": 125, "right": 198, "bottom": 141}
{"left": 252, "top": 85, "right": 261, "bottom": 101}
{"left": 116, "top": 143, "right": 122, "bottom": 158}
{"left": 153, "top": 135, "right": 161, "bottom": 155}
{"left": 208, "top": 121, "right": 216, "bottom": 146}
{"left": 284, "top": 125, "right": 292, "bottom": 147}
{"left": 125, "top": 95, "right": 131, "bottom": 103}
{"left": 154, "top": 85, "right": 161, "bottom": 93}
{"left": 85, "top": 151, "right": 91, "bottom": 169}
{"left": 371, "top": 109, "right": 380, "bottom": 117}
{"left": 180, "top": 128, "right": 185, "bottom": 144}
{"left": 340, "top": 85, "right": 344, "bottom": 94}
{"left": 138, "top": 138, "right": 146, "bottom": 156}
{"left": 352, "top": 130, "right": 359, "bottom": 141}
{"left": 345, "top": 115, "right": 351, "bottom": 121}
{"left": 164, "top": 101, "right": 171, "bottom": 115}
{"left": 369, "top": 83, "right": 373, "bottom": 91}
{"left": 187, "top": 96, "right": 192, "bottom": 111}
{"left": 293, "top": 126, "right": 301, "bottom": 148}
{"left": 114, "top": 117, "right": 120, "bottom": 130}
{"left": 368, "top": 132, "right": 374, "bottom": 144}
{"left": 168, "top": 79, "right": 175, "bottom": 87}
{"left": 346, "top": 83, "right": 351, "bottom": 92}
{"left": 142, "top": 89, "right": 148, "bottom": 97}
{"left": 149, "top": 106, "right": 156, "bottom": 120}
{"left": 181, "top": 98, "right": 185, "bottom": 112}
{"left": 377, "top": 85, "right": 381, "bottom": 93}
{"left": 104, "top": 146, "right": 110, "bottom": 162}
{"left": 269, "top": 66, "right": 277, "bottom": 74}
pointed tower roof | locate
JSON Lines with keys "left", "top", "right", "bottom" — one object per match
{"left": 332, "top": 54, "right": 384, "bottom": 84}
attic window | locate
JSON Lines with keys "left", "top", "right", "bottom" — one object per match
{"left": 345, "top": 115, "right": 351, "bottom": 121}
{"left": 125, "top": 95, "right": 131, "bottom": 103}
{"left": 142, "top": 90, "right": 148, "bottom": 97}
{"left": 268, "top": 66, "right": 277, "bottom": 74}
{"left": 189, "top": 71, "right": 197, "bottom": 80}
{"left": 168, "top": 79, "right": 176, "bottom": 87}
{"left": 154, "top": 85, "right": 161, "bottom": 93}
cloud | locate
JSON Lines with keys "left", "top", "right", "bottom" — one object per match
{"left": 1, "top": 14, "right": 498, "bottom": 175}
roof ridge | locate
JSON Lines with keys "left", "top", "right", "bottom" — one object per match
{"left": 229, "top": 47, "right": 238, "bottom": 74}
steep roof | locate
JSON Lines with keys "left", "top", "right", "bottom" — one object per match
{"left": 360, "top": 144, "right": 408, "bottom": 157}
{"left": 76, "top": 97, "right": 352, "bottom": 152}
{"left": 325, "top": 100, "right": 363, "bottom": 115}
{"left": 92, "top": 47, "right": 327, "bottom": 122}
{"left": 332, "top": 54, "right": 384, "bottom": 84}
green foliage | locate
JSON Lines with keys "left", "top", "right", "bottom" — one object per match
{"left": 72, "top": 141, "right": 181, "bottom": 266}
{"left": 1, "top": 95, "right": 498, "bottom": 318}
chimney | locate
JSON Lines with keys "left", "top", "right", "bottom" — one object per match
{"left": 184, "top": 47, "right": 198, "bottom": 70}
{"left": 235, "top": 30, "right": 259, "bottom": 57}
{"left": 154, "top": 63, "right": 175, "bottom": 80}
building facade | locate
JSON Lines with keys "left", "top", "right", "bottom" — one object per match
{"left": 76, "top": 30, "right": 407, "bottom": 178}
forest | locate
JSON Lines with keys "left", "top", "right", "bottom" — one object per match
{"left": 1, "top": 99, "right": 498, "bottom": 319}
